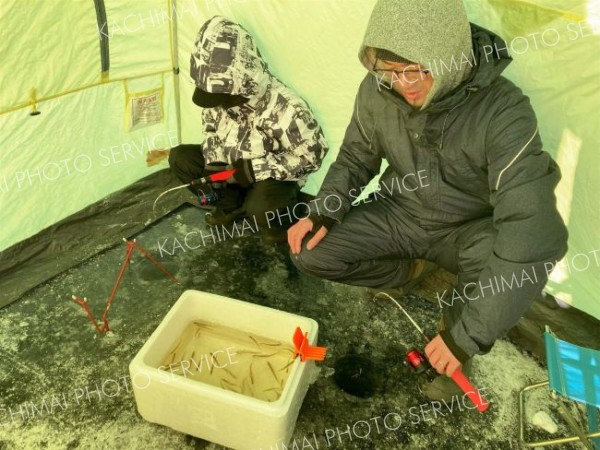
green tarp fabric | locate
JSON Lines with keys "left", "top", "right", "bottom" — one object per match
{"left": 1, "top": 0, "right": 598, "bottom": 318}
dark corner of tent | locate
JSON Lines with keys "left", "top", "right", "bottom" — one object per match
{"left": 0, "top": 1, "right": 599, "bottom": 450}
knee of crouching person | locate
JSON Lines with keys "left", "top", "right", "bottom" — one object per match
{"left": 290, "top": 245, "right": 311, "bottom": 273}
{"left": 289, "top": 244, "right": 345, "bottom": 281}
{"left": 167, "top": 145, "right": 181, "bottom": 169}
{"left": 246, "top": 205, "right": 277, "bottom": 230}
{"left": 290, "top": 245, "right": 323, "bottom": 276}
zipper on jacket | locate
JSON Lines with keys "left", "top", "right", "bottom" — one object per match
{"left": 438, "top": 90, "right": 473, "bottom": 151}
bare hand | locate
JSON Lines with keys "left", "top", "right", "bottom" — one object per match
{"left": 424, "top": 334, "right": 461, "bottom": 377}
{"left": 288, "top": 218, "right": 328, "bottom": 254}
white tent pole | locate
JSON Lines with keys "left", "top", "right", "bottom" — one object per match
{"left": 169, "top": 0, "right": 182, "bottom": 143}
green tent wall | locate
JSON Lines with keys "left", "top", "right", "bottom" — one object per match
{"left": 1, "top": 0, "right": 599, "bottom": 318}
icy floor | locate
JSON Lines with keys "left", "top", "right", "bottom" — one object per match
{"left": 0, "top": 205, "right": 581, "bottom": 449}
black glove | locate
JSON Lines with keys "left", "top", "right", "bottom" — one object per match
{"left": 203, "top": 163, "right": 229, "bottom": 190}
{"left": 204, "top": 162, "right": 228, "bottom": 173}
{"left": 308, "top": 213, "right": 337, "bottom": 232}
{"left": 230, "top": 159, "right": 255, "bottom": 188}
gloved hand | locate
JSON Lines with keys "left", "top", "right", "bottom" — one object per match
{"left": 308, "top": 213, "right": 337, "bottom": 232}
{"left": 228, "top": 159, "right": 255, "bottom": 188}
{"left": 203, "top": 163, "right": 229, "bottom": 190}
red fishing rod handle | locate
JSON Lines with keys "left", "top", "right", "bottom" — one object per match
{"left": 191, "top": 169, "right": 237, "bottom": 185}
{"left": 208, "top": 169, "right": 236, "bottom": 182}
{"left": 451, "top": 369, "right": 489, "bottom": 412}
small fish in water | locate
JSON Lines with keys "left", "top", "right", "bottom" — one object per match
{"left": 223, "top": 367, "right": 236, "bottom": 379}
{"left": 255, "top": 340, "right": 282, "bottom": 347}
{"left": 266, "top": 361, "right": 278, "bottom": 381}
{"left": 209, "top": 352, "right": 215, "bottom": 375}
{"left": 248, "top": 335, "right": 265, "bottom": 350}
{"left": 279, "top": 358, "right": 295, "bottom": 372}
{"left": 254, "top": 352, "right": 279, "bottom": 358}
{"left": 235, "top": 349, "right": 261, "bottom": 355}
{"left": 262, "top": 387, "right": 281, "bottom": 393}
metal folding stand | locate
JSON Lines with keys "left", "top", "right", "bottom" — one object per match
{"left": 519, "top": 327, "right": 600, "bottom": 449}
{"left": 71, "top": 238, "right": 180, "bottom": 334}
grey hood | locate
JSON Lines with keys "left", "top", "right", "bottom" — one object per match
{"left": 359, "top": 0, "right": 474, "bottom": 109}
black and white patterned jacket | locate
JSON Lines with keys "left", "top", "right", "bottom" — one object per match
{"left": 190, "top": 16, "right": 328, "bottom": 184}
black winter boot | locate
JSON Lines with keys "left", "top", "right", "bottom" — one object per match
{"left": 204, "top": 208, "right": 245, "bottom": 227}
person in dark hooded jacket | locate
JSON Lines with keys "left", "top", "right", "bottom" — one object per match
{"left": 169, "top": 16, "right": 328, "bottom": 242}
{"left": 289, "top": 0, "right": 568, "bottom": 399}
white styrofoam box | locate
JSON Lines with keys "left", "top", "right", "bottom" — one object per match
{"left": 129, "top": 289, "right": 319, "bottom": 450}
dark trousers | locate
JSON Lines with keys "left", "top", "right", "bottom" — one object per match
{"left": 291, "top": 197, "right": 496, "bottom": 286}
{"left": 168, "top": 144, "right": 299, "bottom": 229}
{"left": 290, "top": 186, "right": 564, "bottom": 358}
{"left": 290, "top": 195, "right": 499, "bottom": 326}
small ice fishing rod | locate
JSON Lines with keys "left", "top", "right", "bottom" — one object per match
{"left": 373, "top": 292, "right": 489, "bottom": 413}
{"left": 152, "top": 169, "right": 236, "bottom": 217}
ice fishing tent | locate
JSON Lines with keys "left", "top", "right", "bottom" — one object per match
{"left": 0, "top": 0, "right": 599, "bottom": 319}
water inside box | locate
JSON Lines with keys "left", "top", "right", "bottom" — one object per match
{"left": 159, "top": 320, "right": 296, "bottom": 402}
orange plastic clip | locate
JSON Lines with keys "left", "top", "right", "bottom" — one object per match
{"left": 292, "top": 327, "right": 327, "bottom": 362}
